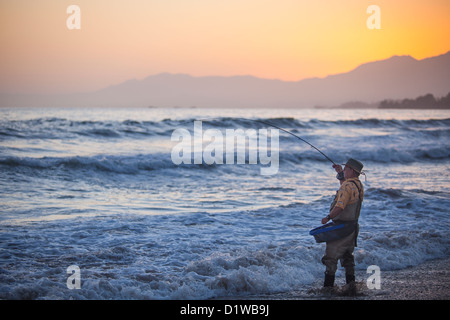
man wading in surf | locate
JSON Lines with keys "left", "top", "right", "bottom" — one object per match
{"left": 321, "top": 158, "right": 364, "bottom": 289}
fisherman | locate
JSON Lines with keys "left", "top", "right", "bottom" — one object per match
{"left": 321, "top": 158, "right": 364, "bottom": 288}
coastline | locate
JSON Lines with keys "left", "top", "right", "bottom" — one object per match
{"left": 355, "top": 257, "right": 450, "bottom": 300}
{"left": 220, "top": 257, "right": 450, "bottom": 300}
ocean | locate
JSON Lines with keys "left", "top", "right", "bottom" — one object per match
{"left": 0, "top": 106, "right": 449, "bottom": 299}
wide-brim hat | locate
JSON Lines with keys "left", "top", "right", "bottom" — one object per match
{"left": 343, "top": 158, "right": 364, "bottom": 174}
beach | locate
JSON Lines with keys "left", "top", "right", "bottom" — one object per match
{"left": 357, "top": 257, "right": 450, "bottom": 300}
{"left": 237, "top": 257, "right": 450, "bottom": 300}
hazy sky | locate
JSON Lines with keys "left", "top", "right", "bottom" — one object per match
{"left": 1, "top": 0, "right": 449, "bottom": 94}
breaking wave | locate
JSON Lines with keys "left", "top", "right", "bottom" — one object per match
{"left": 1, "top": 117, "right": 449, "bottom": 139}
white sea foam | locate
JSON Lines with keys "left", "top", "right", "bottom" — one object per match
{"left": 0, "top": 107, "right": 449, "bottom": 299}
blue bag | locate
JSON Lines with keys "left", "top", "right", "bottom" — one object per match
{"left": 309, "top": 220, "right": 357, "bottom": 243}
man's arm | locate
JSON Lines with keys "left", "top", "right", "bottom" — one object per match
{"left": 322, "top": 206, "right": 343, "bottom": 224}
{"left": 321, "top": 164, "right": 349, "bottom": 223}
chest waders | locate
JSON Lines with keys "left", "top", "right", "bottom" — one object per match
{"left": 310, "top": 180, "right": 363, "bottom": 246}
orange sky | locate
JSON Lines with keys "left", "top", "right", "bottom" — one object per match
{"left": 1, "top": 0, "right": 449, "bottom": 94}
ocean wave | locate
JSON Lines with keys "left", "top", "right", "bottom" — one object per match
{"left": 344, "top": 147, "right": 450, "bottom": 163}
{"left": 0, "top": 154, "right": 175, "bottom": 174}
{"left": 280, "top": 145, "right": 450, "bottom": 164}
{"left": 196, "top": 117, "right": 450, "bottom": 129}
{"left": 172, "top": 117, "right": 450, "bottom": 132}
{"left": 1, "top": 142, "right": 448, "bottom": 175}
{"left": 2, "top": 117, "right": 448, "bottom": 140}
{"left": 0, "top": 118, "right": 168, "bottom": 139}
{"left": 324, "top": 118, "right": 450, "bottom": 128}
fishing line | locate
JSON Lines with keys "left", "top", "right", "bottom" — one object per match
{"left": 194, "top": 117, "right": 336, "bottom": 165}
{"left": 253, "top": 119, "right": 337, "bottom": 165}
{"left": 195, "top": 118, "right": 368, "bottom": 181}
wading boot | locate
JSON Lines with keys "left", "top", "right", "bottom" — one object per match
{"left": 343, "top": 274, "right": 357, "bottom": 296}
{"left": 324, "top": 273, "right": 335, "bottom": 287}
{"left": 345, "top": 274, "right": 355, "bottom": 284}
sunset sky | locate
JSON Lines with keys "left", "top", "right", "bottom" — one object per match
{"left": 1, "top": 0, "right": 449, "bottom": 94}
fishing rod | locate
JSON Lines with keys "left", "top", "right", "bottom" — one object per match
{"left": 195, "top": 117, "right": 336, "bottom": 165}
{"left": 254, "top": 119, "right": 337, "bottom": 166}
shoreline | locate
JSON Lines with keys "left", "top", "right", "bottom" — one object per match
{"left": 219, "top": 257, "right": 450, "bottom": 300}
{"left": 355, "top": 257, "right": 450, "bottom": 300}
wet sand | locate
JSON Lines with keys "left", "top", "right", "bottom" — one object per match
{"left": 354, "top": 257, "right": 450, "bottom": 300}
{"left": 223, "top": 257, "right": 450, "bottom": 300}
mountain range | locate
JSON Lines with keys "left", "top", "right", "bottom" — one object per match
{"left": 2, "top": 51, "right": 449, "bottom": 108}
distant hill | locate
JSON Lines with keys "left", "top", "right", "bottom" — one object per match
{"left": 2, "top": 51, "right": 450, "bottom": 108}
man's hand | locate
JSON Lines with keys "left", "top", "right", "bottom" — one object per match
{"left": 332, "top": 164, "right": 343, "bottom": 173}
{"left": 322, "top": 207, "right": 343, "bottom": 224}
